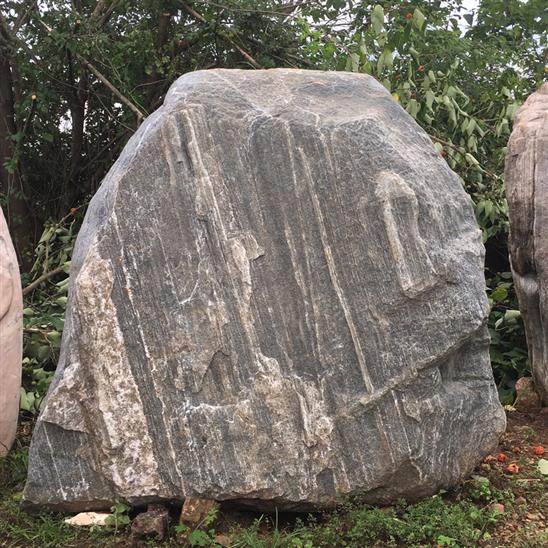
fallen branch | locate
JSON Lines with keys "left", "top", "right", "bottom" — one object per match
{"left": 23, "top": 326, "right": 50, "bottom": 335}
{"left": 22, "top": 266, "right": 64, "bottom": 296}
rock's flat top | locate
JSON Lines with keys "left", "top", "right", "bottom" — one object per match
{"left": 505, "top": 83, "right": 548, "bottom": 405}
{"left": 24, "top": 69, "right": 505, "bottom": 512}
{"left": 0, "top": 207, "right": 22, "bottom": 457}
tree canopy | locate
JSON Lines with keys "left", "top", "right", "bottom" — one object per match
{"left": 1, "top": 0, "right": 546, "bottom": 404}
{"left": 1, "top": 1, "right": 545, "bottom": 250}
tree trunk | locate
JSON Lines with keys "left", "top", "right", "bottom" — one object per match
{"left": 0, "top": 49, "right": 34, "bottom": 266}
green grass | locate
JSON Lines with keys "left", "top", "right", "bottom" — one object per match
{"left": 228, "top": 495, "right": 501, "bottom": 548}
{"left": 1, "top": 441, "right": 546, "bottom": 548}
{"left": 0, "top": 496, "right": 80, "bottom": 548}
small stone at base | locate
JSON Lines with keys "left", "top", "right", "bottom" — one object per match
{"left": 180, "top": 497, "right": 217, "bottom": 527}
{"left": 131, "top": 503, "right": 169, "bottom": 540}
{"left": 64, "top": 512, "right": 111, "bottom": 526}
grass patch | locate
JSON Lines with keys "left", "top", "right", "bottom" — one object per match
{"left": 229, "top": 495, "right": 502, "bottom": 548}
{"left": 1, "top": 410, "right": 546, "bottom": 547}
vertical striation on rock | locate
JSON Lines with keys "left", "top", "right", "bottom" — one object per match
{"left": 23, "top": 69, "right": 505, "bottom": 512}
{"left": 0, "top": 207, "right": 23, "bottom": 457}
{"left": 505, "top": 83, "right": 548, "bottom": 405}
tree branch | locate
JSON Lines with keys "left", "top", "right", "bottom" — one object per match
{"left": 12, "top": 0, "right": 38, "bottom": 34}
{"left": 97, "top": 0, "right": 122, "bottom": 28}
{"left": 192, "top": 0, "right": 310, "bottom": 18}
{"left": 179, "top": 1, "right": 263, "bottom": 69}
{"left": 79, "top": 55, "right": 145, "bottom": 121}
{"left": 22, "top": 266, "right": 64, "bottom": 296}
{"left": 36, "top": 17, "right": 146, "bottom": 122}
{"left": 91, "top": 0, "right": 108, "bottom": 19}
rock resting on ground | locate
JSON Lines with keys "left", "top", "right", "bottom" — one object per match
{"left": 23, "top": 69, "right": 506, "bottom": 512}
{"left": 505, "top": 83, "right": 548, "bottom": 406}
{"left": 0, "top": 207, "right": 23, "bottom": 458}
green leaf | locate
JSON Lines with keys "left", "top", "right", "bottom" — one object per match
{"left": 377, "top": 49, "right": 393, "bottom": 75}
{"left": 437, "top": 534, "right": 457, "bottom": 547}
{"left": 491, "top": 287, "right": 508, "bottom": 302}
{"left": 47, "top": 330, "right": 62, "bottom": 346}
{"left": 425, "top": 89, "right": 435, "bottom": 111}
{"left": 406, "top": 98, "right": 420, "bottom": 119}
{"left": 466, "top": 118, "right": 476, "bottom": 135}
{"left": 347, "top": 52, "right": 360, "bottom": 72}
{"left": 20, "top": 388, "right": 35, "bottom": 412}
{"left": 446, "top": 85, "right": 457, "bottom": 98}
{"left": 506, "top": 102, "right": 520, "bottom": 120}
{"left": 55, "top": 296, "right": 68, "bottom": 307}
{"left": 51, "top": 316, "right": 65, "bottom": 330}
{"left": 382, "top": 49, "right": 393, "bottom": 69}
{"left": 467, "top": 134, "right": 477, "bottom": 152}
{"left": 371, "top": 4, "right": 384, "bottom": 34}
{"left": 504, "top": 309, "right": 521, "bottom": 322}
{"left": 112, "top": 501, "right": 130, "bottom": 514}
{"left": 188, "top": 529, "right": 211, "bottom": 547}
{"left": 465, "top": 153, "right": 479, "bottom": 166}
{"left": 412, "top": 8, "right": 425, "bottom": 31}
{"left": 446, "top": 101, "right": 457, "bottom": 126}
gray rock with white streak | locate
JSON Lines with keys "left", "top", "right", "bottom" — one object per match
{"left": 505, "top": 83, "right": 548, "bottom": 405}
{"left": 23, "top": 69, "right": 505, "bottom": 512}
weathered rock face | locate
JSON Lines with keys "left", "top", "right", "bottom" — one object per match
{"left": 505, "top": 83, "right": 548, "bottom": 406}
{"left": 23, "top": 69, "right": 505, "bottom": 512}
{"left": 0, "top": 207, "right": 23, "bottom": 457}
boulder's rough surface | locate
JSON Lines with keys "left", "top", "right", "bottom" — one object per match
{"left": 505, "top": 83, "right": 548, "bottom": 405}
{"left": 0, "top": 207, "right": 22, "bottom": 457}
{"left": 23, "top": 69, "right": 505, "bottom": 512}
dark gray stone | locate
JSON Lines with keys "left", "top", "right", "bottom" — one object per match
{"left": 23, "top": 69, "right": 505, "bottom": 512}
{"left": 505, "top": 83, "right": 548, "bottom": 405}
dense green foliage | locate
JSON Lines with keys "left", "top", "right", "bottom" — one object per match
{"left": 1, "top": 1, "right": 546, "bottom": 411}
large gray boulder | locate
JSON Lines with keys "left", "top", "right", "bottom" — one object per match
{"left": 23, "top": 69, "right": 505, "bottom": 512}
{"left": 505, "top": 83, "right": 548, "bottom": 405}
